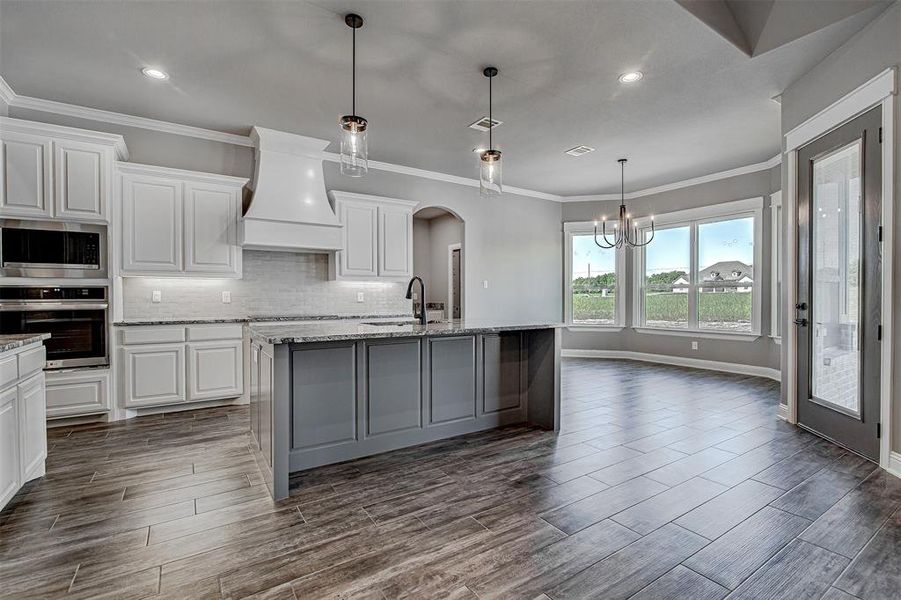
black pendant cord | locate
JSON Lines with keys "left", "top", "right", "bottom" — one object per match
{"left": 352, "top": 25, "right": 356, "bottom": 118}
{"left": 488, "top": 74, "right": 492, "bottom": 151}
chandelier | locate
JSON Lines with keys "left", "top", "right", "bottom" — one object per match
{"left": 594, "top": 159, "right": 654, "bottom": 248}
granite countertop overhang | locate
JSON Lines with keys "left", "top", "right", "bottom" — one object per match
{"left": 0, "top": 333, "right": 51, "bottom": 353}
{"left": 249, "top": 319, "right": 562, "bottom": 345}
{"left": 113, "top": 314, "right": 412, "bottom": 327}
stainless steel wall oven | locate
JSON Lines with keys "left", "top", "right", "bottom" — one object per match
{"left": 0, "top": 287, "right": 109, "bottom": 369}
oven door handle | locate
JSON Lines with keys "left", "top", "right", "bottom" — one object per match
{"left": 0, "top": 303, "right": 109, "bottom": 311}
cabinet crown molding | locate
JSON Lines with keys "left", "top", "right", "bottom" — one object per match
{"left": 329, "top": 190, "right": 419, "bottom": 208}
{"left": 0, "top": 116, "right": 128, "bottom": 161}
{"left": 116, "top": 161, "right": 249, "bottom": 188}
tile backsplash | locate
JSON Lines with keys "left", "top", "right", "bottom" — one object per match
{"left": 121, "top": 251, "right": 410, "bottom": 320}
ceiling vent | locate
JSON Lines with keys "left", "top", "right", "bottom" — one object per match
{"left": 565, "top": 145, "right": 596, "bottom": 157}
{"left": 468, "top": 116, "right": 502, "bottom": 132}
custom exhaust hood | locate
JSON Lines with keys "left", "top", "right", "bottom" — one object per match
{"left": 240, "top": 127, "right": 343, "bottom": 253}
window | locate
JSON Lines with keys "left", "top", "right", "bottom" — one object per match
{"left": 635, "top": 198, "right": 763, "bottom": 335}
{"left": 564, "top": 223, "right": 624, "bottom": 327}
{"left": 770, "top": 191, "right": 782, "bottom": 340}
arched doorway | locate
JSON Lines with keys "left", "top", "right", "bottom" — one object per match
{"left": 412, "top": 207, "right": 464, "bottom": 321}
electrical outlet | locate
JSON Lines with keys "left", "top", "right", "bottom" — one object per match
{"left": 483, "top": 280, "right": 489, "bottom": 289}
{"left": 356, "top": 292, "right": 365, "bottom": 303}
{"left": 221, "top": 291, "right": 231, "bottom": 304}
{"left": 151, "top": 290, "right": 162, "bottom": 303}
{"left": 691, "top": 341, "right": 698, "bottom": 350}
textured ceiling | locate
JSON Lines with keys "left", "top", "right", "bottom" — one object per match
{"left": 0, "top": 0, "right": 891, "bottom": 195}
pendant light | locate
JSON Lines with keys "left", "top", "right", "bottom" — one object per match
{"left": 479, "top": 67, "right": 502, "bottom": 196}
{"left": 339, "top": 13, "right": 368, "bottom": 177}
{"left": 594, "top": 159, "right": 655, "bottom": 248}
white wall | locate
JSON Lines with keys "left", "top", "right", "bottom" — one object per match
{"left": 779, "top": 2, "right": 900, "bottom": 452}
{"left": 562, "top": 165, "right": 782, "bottom": 371}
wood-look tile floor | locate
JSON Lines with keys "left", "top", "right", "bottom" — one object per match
{"left": 2, "top": 358, "right": 900, "bottom": 599}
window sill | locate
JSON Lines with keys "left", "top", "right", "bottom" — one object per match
{"left": 633, "top": 327, "right": 761, "bottom": 342}
{"left": 566, "top": 325, "right": 624, "bottom": 332}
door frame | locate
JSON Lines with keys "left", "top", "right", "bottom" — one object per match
{"left": 448, "top": 242, "right": 463, "bottom": 320}
{"left": 783, "top": 67, "right": 896, "bottom": 471}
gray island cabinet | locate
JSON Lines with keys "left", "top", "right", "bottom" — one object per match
{"left": 247, "top": 320, "right": 561, "bottom": 500}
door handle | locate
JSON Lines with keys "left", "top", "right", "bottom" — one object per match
{"left": 793, "top": 318, "right": 808, "bottom": 326}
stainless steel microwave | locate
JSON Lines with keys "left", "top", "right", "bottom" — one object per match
{"left": 0, "top": 219, "right": 107, "bottom": 278}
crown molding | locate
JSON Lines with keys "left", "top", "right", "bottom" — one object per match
{"left": 116, "top": 161, "right": 249, "bottom": 187}
{"left": 1, "top": 116, "right": 129, "bottom": 160}
{"left": 0, "top": 74, "right": 782, "bottom": 204}
{"left": 564, "top": 154, "right": 781, "bottom": 203}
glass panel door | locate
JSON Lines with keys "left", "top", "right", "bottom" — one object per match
{"left": 810, "top": 141, "right": 862, "bottom": 416}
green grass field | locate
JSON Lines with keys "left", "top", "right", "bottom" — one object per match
{"left": 573, "top": 291, "right": 752, "bottom": 325}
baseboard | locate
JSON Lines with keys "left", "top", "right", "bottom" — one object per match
{"left": 561, "top": 348, "right": 781, "bottom": 382}
{"left": 887, "top": 451, "right": 901, "bottom": 480}
{"left": 122, "top": 396, "right": 246, "bottom": 420}
{"left": 777, "top": 404, "right": 789, "bottom": 421}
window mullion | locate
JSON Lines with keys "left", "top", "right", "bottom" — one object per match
{"left": 689, "top": 221, "right": 699, "bottom": 329}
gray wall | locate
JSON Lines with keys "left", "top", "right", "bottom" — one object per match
{"left": 562, "top": 165, "right": 782, "bottom": 371}
{"left": 779, "top": 2, "right": 900, "bottom": 452}
{"left": 10, "top": 106, "right": 563, "bottom": 324}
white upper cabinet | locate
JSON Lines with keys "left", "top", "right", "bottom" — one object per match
{"left": 331, "top": 191, "right": 416, "bottom": 281}
{"left": 54, "top": 139, "right": 111, "bottom": 222}
{"left": 0, "top": 117, "right": 126, "bottom": 222}
{"left": 118, "top": 163, "right": 247, "bottom": 278}
{"left": 185, "top": 181, "right": 240, "bottom": 274}
{"left": 122, "top": 171, "right": 183, "bottom": 273}
{"left": 1, "top": 131, "right": 52, "bottom": 218}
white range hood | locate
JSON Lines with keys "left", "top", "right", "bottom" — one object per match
{"left": 241, "top": 127, "right": 343, "bottom": 253}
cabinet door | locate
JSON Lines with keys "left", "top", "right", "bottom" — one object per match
{"left": 0, "top": 387, "right": 20, "bottom": 509}
{"left": 184, "top": 182, "right": 240, "bottom": 275}
{"left": 187, "top": 340, "right": 243, "bottom": 402}
{"left": 339, "top": 201, "right": 378, "bottom": 277}
{"left": 123, "top": 344, "right": 185, "bottom": 407}
{"left": 0, "top": 131, "right": 52, "bottom": 218}
{"left": 378, "top": 205, "right": 413, "bottom": 277}
{"left": 53, "top": 139, "right": 109, "bottom": 222}
{"left": 121, "top": 174, "right": 183, "bottom": 273}
{"left": 45, "top": 369, "right": 110, "bottom": 419}
{"left": 18, "top": 373, "right": 46, "bottom": 481}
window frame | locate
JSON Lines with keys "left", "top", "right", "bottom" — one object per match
{"left": 770, "top": 190, "right": 783, "bottom": 343}
{"left": 563, "top": 221, "right": 626, "bottom": 329}
{"left": 632, "top": 197, "right": 764, "bottom": 337}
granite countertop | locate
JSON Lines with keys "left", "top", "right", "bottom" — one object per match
{"left": 248, "top": 319, "right": 562, "bottom": 344}
{"left": 113, "top": 314, "right": 412, "bottom": 327}
{"left": 0, "top": 333, "right": 51, "bottom": 353}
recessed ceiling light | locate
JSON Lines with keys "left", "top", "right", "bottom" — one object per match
{"left": 141, "top": 67, "right": 169, "bottom": 80}
{"left": 618, "top": 71, "right": 643, "bottom": 84}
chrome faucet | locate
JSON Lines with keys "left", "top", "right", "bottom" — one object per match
{"left": 405, "top": 276, "right": 427, "bottom": 325}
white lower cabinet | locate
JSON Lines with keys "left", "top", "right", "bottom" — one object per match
{"left": 120, "top": 325, "right": 243, "bottom": 409}
{"left": 123, "top": 344, "right": 186, "bottom": 408}
{"left": 187, "top": 340, "right": 243, "bottom": 401}
{"left": 0, "top": 341, "right": 48, "bottom": 511}
{"left": 46, "top": 369, "right": 111, "bottom": 419}
{"left": 0, "top": 387, "right": 21, "bottom": 508}
{"left": 18, "top": 373, "right": 47, "bottom": 480}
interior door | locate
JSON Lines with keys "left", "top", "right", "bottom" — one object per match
{"left": 796, "top": 106, "right": 881, "bottom": 461}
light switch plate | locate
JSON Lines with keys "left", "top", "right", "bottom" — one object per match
{"left": 356, "top": 292, "right": 365, "bottom": 303}
{"left": 222, "top": 291, "right": 231, "bottom": 304}
{"left": 151, "top": 290, "right": 162, "bottom": 303}
{"left": 483, "top": 280, "right": 489, "bottom": 289}
{"left": 691, "top": 341, "right": 698, "bottom": 350}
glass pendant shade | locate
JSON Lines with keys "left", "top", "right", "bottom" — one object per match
{"left": 339, "top": 115, "right": 368, "bottom": 177}
{"left": 479, "top": 149, "right": 502, "bottom": 196}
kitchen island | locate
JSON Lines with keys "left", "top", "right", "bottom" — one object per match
{"left": 247, "top": 320, "right": 561, "bottom": 500}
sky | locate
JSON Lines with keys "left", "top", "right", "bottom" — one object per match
{"left": 571, "top": 217, "right": 754, "bottom": 279}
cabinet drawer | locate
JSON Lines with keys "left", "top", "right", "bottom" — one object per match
{"left": 17, "top": 346, "right": 46, "bottom": 379}
{"left": 120, "top": 327, "right": 186, "bottom": 345}
{"left": 0, "top": 355, "right": 17, "bottom": 390}
{"left": 186, "top": 324, "right": 243, "bottom": 341}
{"left": 46, "top": 369, "right": 110, "bottom": 418}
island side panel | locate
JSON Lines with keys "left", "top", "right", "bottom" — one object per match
{"left": 271, "top": 343, "right": 291, "bottom": 501}
{"left": 525, "top": 327, "right": 561, "bottom": 431}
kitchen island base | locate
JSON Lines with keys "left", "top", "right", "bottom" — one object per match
{"left": 249, "top": 326, "right": 560, "bottom": 501}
